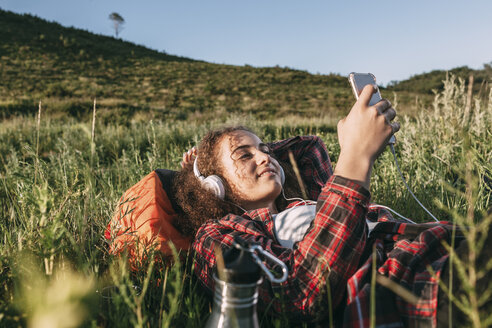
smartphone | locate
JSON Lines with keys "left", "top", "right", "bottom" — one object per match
{"left": 348, "top": 72, "right": 396, "bottom": 144}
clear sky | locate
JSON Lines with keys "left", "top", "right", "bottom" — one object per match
{"left": 2, "top": 0, "right": 491, "bottom": 85}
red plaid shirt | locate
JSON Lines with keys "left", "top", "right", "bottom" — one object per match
{"left": 193, "top": 136, "right": 456, "bottom": 327}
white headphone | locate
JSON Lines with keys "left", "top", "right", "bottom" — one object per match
{"left": 193, "top": 157, "right": 226, "bottom": 200}
{"left": 193, "top": 157, "right": 285, "bottom": 200}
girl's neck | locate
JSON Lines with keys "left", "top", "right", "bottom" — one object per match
{"left": 244, "top": 201, "right": 278, "bottom": 214}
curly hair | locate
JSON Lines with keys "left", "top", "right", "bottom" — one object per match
{"left": 172, "top": 126, "right": 305, "bottom": 237}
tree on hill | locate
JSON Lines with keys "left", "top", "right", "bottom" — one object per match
{"left": 109, "top": 12, "right": 125, "bottom": 38}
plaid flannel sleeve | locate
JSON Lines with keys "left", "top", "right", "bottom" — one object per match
{"left": 273, "top": 175, "right": 369, "bottom": 316}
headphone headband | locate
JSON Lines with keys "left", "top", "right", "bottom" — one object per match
{"left": 193, "top": 157, "right": 204, "bottom": 181}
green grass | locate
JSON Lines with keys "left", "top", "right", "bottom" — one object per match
{"left": 0, "top": 76, "right": 491, "bottom": 327}
{"left": 1, "top": 8, "right": 491, "bottom": 327}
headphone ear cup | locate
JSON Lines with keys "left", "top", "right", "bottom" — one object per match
{"left": 194, "top": 157, "right": 226, "bottom": 200}
{"left": 202, "top": 175, "right": 226, "bottom": 200}
{"left": 279, "top": 165, "right": 285, "bottom": 186}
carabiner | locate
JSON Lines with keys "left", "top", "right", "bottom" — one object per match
{"left": 232, "top": 236, "right": 288, "bottom": 284}
{"left": 249, "top": 245, "right": 288, "bottom": 284}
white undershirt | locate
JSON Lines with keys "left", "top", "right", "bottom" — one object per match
{"left": 272, "top": 203, "right": 378, "bottom": 249}
{"left": 273, "top": 204, "right": 317, "bottom": 248}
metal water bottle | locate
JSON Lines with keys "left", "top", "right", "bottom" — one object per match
{"left": 205, "top": 237, "right": 288, "bottom": 328}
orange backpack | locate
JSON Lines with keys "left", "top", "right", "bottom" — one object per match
{"left": 105, "top": 169, "right": 191, "bottom": 266}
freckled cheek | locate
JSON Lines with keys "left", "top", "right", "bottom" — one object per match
{"left": 233, "top": 163, "right": 256, "bottom": 182}
{"left": 226, "top": 169, "right": 255, "bottom": 199}
{"left": 227, "top": 177, "right": 256, "bottom": 202}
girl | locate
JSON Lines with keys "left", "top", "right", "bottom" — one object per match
{"left": 173, "top": 85, "right": 487, "bottom": 327}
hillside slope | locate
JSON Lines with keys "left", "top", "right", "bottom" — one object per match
{"left": 0, "top": 9, "right": 489, "bottom": 123}
{"left": 0, "top": 9, "right": 353, "bottom": 123}
{"left": 387, "top": 65, "right": 491, "bottom": 94}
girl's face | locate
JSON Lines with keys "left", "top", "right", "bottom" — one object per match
{"left": 217, "top": 130, "right": 283, "bottom": 212}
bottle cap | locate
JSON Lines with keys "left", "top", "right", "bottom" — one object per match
{"left": 219, "top": 238, "right": 261, "bottom": 284}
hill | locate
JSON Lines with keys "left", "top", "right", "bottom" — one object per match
{"left": 0, "top": 9, "right": 490, "bottom": 123}
{"left": 0, "top": 9, "right": 352, "bottom": 123}
{"left": 387, "top": 65, "right": 492, "bottom": 94}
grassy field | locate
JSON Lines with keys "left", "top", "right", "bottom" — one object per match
{"left": 0, "top": 75, "right": 490, "bottom": 327}
{"left": 1, "top": 8, "right": 492, "bottom": 327}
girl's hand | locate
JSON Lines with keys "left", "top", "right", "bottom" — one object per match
{"left": 181, "top": 146, "right": 197, "bottom": 170}
{"left": 334, "top": 84, "right": 400, "bottom": 189}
